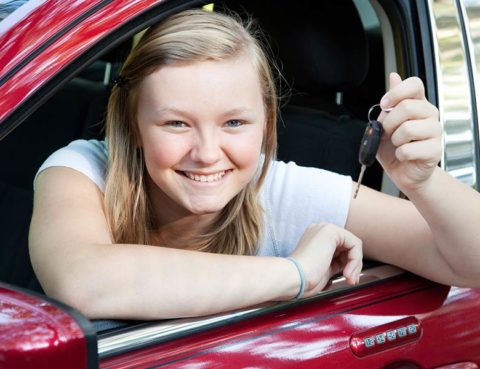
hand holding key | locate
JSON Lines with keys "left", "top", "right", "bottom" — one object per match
{"left": 356, "top": 72, "right": 441, "bottom": 197}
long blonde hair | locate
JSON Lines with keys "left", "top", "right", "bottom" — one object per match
{"left": 105, "top": 9, "right": 278, "bottom": 255}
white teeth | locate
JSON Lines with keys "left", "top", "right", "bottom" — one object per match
{"left": 184, "top": 171, "right": 226, "bottom": 183}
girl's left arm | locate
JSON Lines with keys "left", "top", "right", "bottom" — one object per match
{"left": 347, "top": 73, "right": 480, "bottom": 287}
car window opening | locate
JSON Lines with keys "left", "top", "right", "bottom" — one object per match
{"left": 1, "top": 0, "right": 389, "bottom": 334}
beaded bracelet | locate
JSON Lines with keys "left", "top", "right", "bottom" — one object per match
{"left": 286, "top": 257, "right": 306, "bottom": 300}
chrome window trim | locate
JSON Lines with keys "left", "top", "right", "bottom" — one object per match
{"left": 462, "top": 0, "right": 480, "bottom": 188}
{"left": 428, "top": 0, "right": 478, "bottom": 188}
{"left": 97, "top": 265, "right": 405, "bottom": 359}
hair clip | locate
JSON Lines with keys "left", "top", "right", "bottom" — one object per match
{"left": 113, "top": 75, "right": 128, "bottom": 89}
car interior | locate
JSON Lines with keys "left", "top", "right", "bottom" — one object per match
{"left": 0, "top": 0, "right": 388, "bottom": 329}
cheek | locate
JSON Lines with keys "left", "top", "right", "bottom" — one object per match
{"left": 225, "top": 130, "right": 264, "bottom": 169}
{"left": 142, "top": 134, "right": 189, "bottom": 170}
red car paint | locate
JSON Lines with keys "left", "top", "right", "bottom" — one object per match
{"left": 99, "top": 275, "right": 480, "bottom": 368}
{"left": 0, "top": 0, "right": 102, "bottom": 80}
{"left": 1, "top": 1, "right": 480, "bottom": 368}
{"left": 0, "top": 0, "right": 159, "bottom": 123}
{"left": 0, "top": 285, "right": 90, "bottom": 369}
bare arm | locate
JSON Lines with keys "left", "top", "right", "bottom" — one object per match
{"left": 347, "top": 73, "right": 480, "bottom": 287}
{"left": 405, "top": 168, "right": 480, "bottom": 284}
{"left": 29, "top": 167, "right": 299, "bottom": 319}
{"left": 347, "top": 176, "right": 480, "bottom": 287}
{"left": 30, "top": 167, "right": 362, "bottom": 319}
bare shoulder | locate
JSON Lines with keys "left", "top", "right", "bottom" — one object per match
{"left": 29, "top": 167, "right": 112, "bottom": 294}
{"left": 31, "top": 166, "right": 111, "bottom": 244}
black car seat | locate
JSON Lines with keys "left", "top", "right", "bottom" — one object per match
{"left": 0, "top": 80, "right": 110, "bottom": 293}
{"left": 0, "top": 79, "right": 109, "bottom": 292}
{"left": 0, "top": 37, "right": 133, "bottom": 292}
{"left": 0, "top": 68, "right": 116, "bottom": 292}
{"left": 221, "top": 0, "right": 384, "bottom": 188}
{"left": 0, "top": 78, "right": 109, "bottom": 191}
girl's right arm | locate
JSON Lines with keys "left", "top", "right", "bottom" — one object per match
{"left": 29, "top": 167, "right": 361, "bottom": 320}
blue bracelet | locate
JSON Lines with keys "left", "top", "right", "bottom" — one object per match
{"left": 286, "top": 257, "right": 306, "bottom": 300}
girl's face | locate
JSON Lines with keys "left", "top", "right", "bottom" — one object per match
{"left": 136, "top": 56, "right": 266, "bottom": 223}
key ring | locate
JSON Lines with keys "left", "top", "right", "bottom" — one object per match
{"left": 368, "top": 103, "right": 393, "bottom": 122}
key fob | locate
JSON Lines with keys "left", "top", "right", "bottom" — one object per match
{"left": 359, "top": 120, "right": 383, "bottom": 167}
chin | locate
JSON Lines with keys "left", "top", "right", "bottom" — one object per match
{"left": 187, "top": 203, "right": 226, "bottom": 215}
{"left": 183, "top": 195, "right": 236, "bottom": 215}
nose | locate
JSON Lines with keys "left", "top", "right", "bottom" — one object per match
{"left": 190, "top": 129, "right": 222, "bottom": 165}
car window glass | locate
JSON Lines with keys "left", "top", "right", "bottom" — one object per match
{"left": 0, "top": 0, "right": 38, "bottom": 23}
{"left": 353, "top": 0, "right": 379, "bottom": 30}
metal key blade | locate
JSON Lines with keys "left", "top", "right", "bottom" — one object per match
{"left": 354, "top": 164, "right": 366, "bottom": 199}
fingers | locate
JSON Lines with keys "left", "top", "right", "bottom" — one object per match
{"left": 330, "top": 255, "right": 362, "bottom": 286}
{"left": 342, "top": 258, "right": 363, "bottom": 285}
{"left": 291, "top": 223, "right": 363, "bottom": 294}
{"left": 381, "top": 99, "right": 439, "bottom": 139}
{"left": 390, "top": 118, "right": 442, "bottom": 148}
{"left": 375, "top": 75, "right": 441, "bottom": 167}
{"left": 381, "top": 73, "right": 425, "bottom": 110}
{"left": 395, "top": 139, "right": 442, "bottom": 163}
{"left": 375, "top": 73, "right": 442, "bottom": 190}
{"left": 376, "top": 74, "right": 437, "bottom": 138}
{"left": 327, "top": 226, "right": 363, "bottom": 286}
{"left": 338, "top": 233, "right": 363, "bottom": 285}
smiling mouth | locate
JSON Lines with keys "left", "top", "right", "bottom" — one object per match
{"left": 180, "top": 170, "right": 229, "bottom": 183}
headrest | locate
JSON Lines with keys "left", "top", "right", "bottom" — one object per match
{"left": 223, "top": 0, "right": 369, "bottom": 94}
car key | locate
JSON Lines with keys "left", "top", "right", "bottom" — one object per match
{"left": 353, "top": 104, "right": 386, "bottom": 199}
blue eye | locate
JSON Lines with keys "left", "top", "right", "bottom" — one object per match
{"left": 226, "top": 120, "right": 243, "bottom": 128}
{"left": 168, "top": 121, "right": 187, "bottom": 128}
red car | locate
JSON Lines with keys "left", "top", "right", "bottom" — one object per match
{"left": 1, "top": 0, "right": 480, "bottom": 368}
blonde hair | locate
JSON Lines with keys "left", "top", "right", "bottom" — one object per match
{"left": 105, "top": 9, "right": 278, "bottom": 255}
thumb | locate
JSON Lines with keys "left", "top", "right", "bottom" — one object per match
{"left": 380, "top": 72, "right": 403, "bottom": 110}
{"left": 389, "top": 72, "right": 402, "bottom": 90}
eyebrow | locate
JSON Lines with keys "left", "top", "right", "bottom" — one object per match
{"left": 221, "top": 108, "right": 254, "bottom": 116}
{"left": 155, "top": 107, "right": 255, "bottom": 118}
{"left": 155, "top": 108, "right": 190, "bottom": 117}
